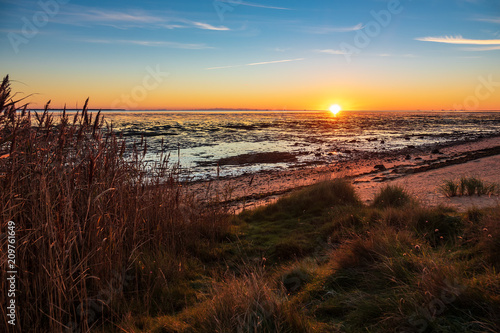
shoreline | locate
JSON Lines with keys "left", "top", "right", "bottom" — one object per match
{"left": 189, "top": 135, "right": 500, "bottom": 212}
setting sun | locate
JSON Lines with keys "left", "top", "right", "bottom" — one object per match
{"left": 329, "top": 104, "right": 342, "bottom": 116}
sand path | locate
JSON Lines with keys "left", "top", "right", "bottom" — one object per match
{"left": 355, "top": 154, "right": 500, "bottom": 211}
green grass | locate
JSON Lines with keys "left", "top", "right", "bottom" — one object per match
{"left": 372, "top": 185, "right": 413, "bottom": 208}
{"left": 234, "top": 178, "right": 361, "bottom": 263}
{"left": 440, "top": 179, "right": 460, "bottom": 197}
{"left": 440, "top": 176, "right": 499, "bottom": 197}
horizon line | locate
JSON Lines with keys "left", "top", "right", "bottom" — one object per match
{"left": 33, "top": 108, "right": 500, "bottom": 112}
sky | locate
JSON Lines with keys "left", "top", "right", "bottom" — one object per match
{"left": 0, "top": 0, "right": 499, "bottom": 111}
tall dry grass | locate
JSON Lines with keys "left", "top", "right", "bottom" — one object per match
{"left": 0, "top": 75, "right": 230, "bottom": 332}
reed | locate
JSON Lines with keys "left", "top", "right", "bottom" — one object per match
{"left": 0, "top": 75, "right": 230, "bottom": 332}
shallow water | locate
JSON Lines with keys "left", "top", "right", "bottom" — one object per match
{"left": 82, "top": 111, "right": 500, "bottom": 179}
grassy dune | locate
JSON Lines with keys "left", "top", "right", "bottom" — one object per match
{"left": 138, "top": 182, "right": 499, "bottom": 333}
{"left": 1, "top": 76, "right": 499, "bottom": 332}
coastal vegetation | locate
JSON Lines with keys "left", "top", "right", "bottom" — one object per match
{"left": 440, "top": 177, "right": 499, "bottom": 197}
{"left": 1, "top": 76, "right": 499, "bottom": 332}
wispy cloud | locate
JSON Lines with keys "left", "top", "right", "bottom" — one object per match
{"left": 160, "top": 24, "right": 188, "bottom": 29}
{"left": 475, "top": 17, "right": 500, "bottom": 24}
{"left": 461, "top": 46, "right": 500, "bottom": 51}
{"left": 415, "top": 35, "right": 500, "bottom": 45}
{"left": 247, "top": 58, "right": 304, "bottom": 66}
{"left": 78, "top": 10, "right": 164, "bottom": 24}
{"left": 307, "top": 23, "right": 364, "bottom": 34}
{"left": 206, "top": 58, "right": 304, "bottom": 70}
{"left": 83, "top": 39, "right": 212, "bottom": 49}
{"left": 57, "top": 7, "right": 230, "bottom": 31}
{"left": 192, "top": 22, "right": 230, "bottom": 31}
{"left": 217, "top": 0, "right": 291, "bottom": 10}
{"left": 315, "top": 49, "right": 347, "bottom": 55}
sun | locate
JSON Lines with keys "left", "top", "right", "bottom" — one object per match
{"left": 329, "top": 104, "right": 342, "bottom": 116}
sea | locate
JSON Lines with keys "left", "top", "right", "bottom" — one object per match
{"left": 71, "top": 110, "right": 500, "bottom": 180}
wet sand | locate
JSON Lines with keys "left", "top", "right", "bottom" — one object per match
{"left": 190, "top": 136, "right": 500, "bottom": 212}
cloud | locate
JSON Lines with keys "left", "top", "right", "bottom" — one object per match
{"left": 80, "top": 10, "right": 163, "bottom": 24}
{"left": 217, "top": 0, "right": 291, "bottom": 10}
{"left": 476, "top": 18, "right": 500, "bottom": 24}
{"left": 307, "top": 23, "right": 364, "bottom": 34}
{"left": 415, "top": 35, "right": 500, "bottom": 45}
{"left": 206, "top": 58, "right": 304, "bottom": 70}
{"left": 461, "top": 46, "right": 500, "bottom": 51}
{"left": 160, "top": 24, "right": 188, "bottom": 29}
{"left": 192, "top": 22, "right": 230, "bottom": 31}
{"left": 315, "top": 49, "right": 347, "bottom": 55}
{"left": 247, "top": 58, "right": 304, "bottom": 66}
{"left": 83, "top": 39, "right": 212, "bottom": 49}
{"left": 57, "top": 6, "right": 230, "bottom": 31}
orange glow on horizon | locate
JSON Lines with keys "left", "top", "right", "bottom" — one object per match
{"left": 14, "top": 77, "right": 500, "bottom": 111}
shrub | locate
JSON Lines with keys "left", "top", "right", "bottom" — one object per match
{"left": 271, "top": 178, "right": 361, "bottom": 217}
{"left": 372, "top": 185, "right": 413, "bottom": 209}
{"left": 411, "top": 206, "right": 463, "bottom": 246}
{"left": 440, "top": 177, "right": 498, "bottom": 197}
{"left": 440, "top": 179, "right": 459, "bottom": 197}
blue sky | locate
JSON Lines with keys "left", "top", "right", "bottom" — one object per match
{"left": 0, "top": 0, "right": 499, "bottom": 110}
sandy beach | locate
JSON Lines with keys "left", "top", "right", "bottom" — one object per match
{"left": 191, "top": 136, "right": 500, "bottom": 212}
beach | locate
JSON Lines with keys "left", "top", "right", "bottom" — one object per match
{"left": 4, "top": 0, "right": 500, "bottom": 328}
{"left": 190, "top": 135, "right": 500, "bottom": 212}
{"left": 2, "top": 79, "right": 500, "bottom": 332}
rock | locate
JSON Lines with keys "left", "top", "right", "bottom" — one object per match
{"left": 408, "top": 145, "right": 415, "bottom": 149}
{"left": 431, "top": 148, "right": 440, "bottom": 154}
{"left": 372, "top": 176, "right": 386, "bottom": 182}
{"left": 380, "top": 140, "right": 385, "bottom": 144}
{"left": 374, "top": 164, "right": 386, "bottom": 171}
{"left": 404, "top": 137, "right": 411, "bottom": 141}
{"left": 405, "top": 154, "right": 411, "bottom": 160}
